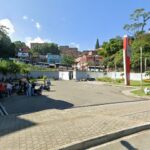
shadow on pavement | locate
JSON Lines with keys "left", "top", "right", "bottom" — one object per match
{"left": 0, "top": 115, "right": 36, "bottom": 137}
{"left": 1, "top": 95, "right": 74, "bottom": 115}
{"left": 121, "top": 140, "right": 138, "bottom": 150}
{"left": 0, "top": 95, "right": 73, "bottom": 137}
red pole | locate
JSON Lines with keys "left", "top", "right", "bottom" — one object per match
{"left": 123, "top": 35, "right": 131, "bottom": 85}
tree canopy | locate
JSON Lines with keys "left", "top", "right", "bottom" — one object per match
{"left": 13, "top": 41, "right": 29, "bottom": 54}
{"left": 124, "top": 8, "right": 150, "bottom": 35}
{"left": 95, "top": 38, "right": 100, "bottom": 49}
{"left": 0, "top": 26, "right": 15, "bottom": 58}
{"left": 31, "top": 43, "right": 60, "bottom": 55}
{"left": 62, "top": 55, "right": 75, "bottom": 65}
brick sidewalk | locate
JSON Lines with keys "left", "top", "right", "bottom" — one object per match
{"left": 0, "top": 100, "right": 150, "bottom": 150}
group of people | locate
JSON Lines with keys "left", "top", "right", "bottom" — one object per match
{"left": 0, "top": 77, "right": 51, "bottom": 98}
{"left": 0, "top": 82, "right": 13, "bottom": 97}
{"left": 18, "top": 80, "right": 36, "bottom": 96}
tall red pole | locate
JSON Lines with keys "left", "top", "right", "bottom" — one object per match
{"left": 123, "top": 35, "right": 131, "bottom": 85}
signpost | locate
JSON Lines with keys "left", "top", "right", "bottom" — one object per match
{"left": 123, "top": 35, "right": 131, "bottom": 85}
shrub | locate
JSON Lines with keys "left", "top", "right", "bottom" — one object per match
{"left": 143, "top": 79, "right": 150, "bottom": 83}
{"left": 115, "top": 79, "right": 124, "bottom": 83}
{"left": 96, "top": 77, "right": 113, "bottom": 82}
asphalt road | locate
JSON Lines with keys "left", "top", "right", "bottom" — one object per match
{"left": 1, "top": 80, "right": 145, "bottom": 115}
{"left": 47, "top": 81, "right": 143, "bottom": 107}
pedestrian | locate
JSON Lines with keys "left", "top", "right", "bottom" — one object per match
{"left": 31, "top": 82, "right": 36, "bottom": 96}
{"left": 27, "top": 82, "right": 32, "bottom": 96}
{"left": 6, "top": 82, "right": 13, "bottom": 96}
{"left": 46, "top": 79, "right": 51, "bottom": 86}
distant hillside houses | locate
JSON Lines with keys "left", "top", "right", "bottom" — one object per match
{"left": 59, "top": 45, "right": 81, "bottom": 58}
{"left": 16, "top": 42, "right": 104, "bottom": 71}
{"left": 75, "top": 50, "right": 103, "bottom": 71}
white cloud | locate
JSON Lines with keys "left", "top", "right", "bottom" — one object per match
{"left": 70, "top": 42, "right": 80, "bottom": 49}
{"left": 0, "top": 18, "right": 15, "bottom": 36}
{"left": 35, "top": 22, "right": 41, "bottom": 30}
{"left": 22, "top": 15, "right": 28, "bottom": 20}
{"left": 22, "top": 16, "right": 41, "bottom": 31}
{"left": 25, "top": 37, "right": 51, "bottom": 47}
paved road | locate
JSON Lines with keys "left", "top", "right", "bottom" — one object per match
{"left": 0, "top": 81, "right": 150, "bottom": 150}
{"left": 90, "top": 130, "right": 150, "bottom": 150}
{"left": 48, "top": 81, "right": 142, "bottom": 107}
{"left": 1, "top": 81, "right": 146, "bottom": 115}
{"left": 0, "top": 100, "right": 150, "bottom": 150}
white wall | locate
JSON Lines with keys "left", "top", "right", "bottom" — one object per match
{"left": 0, "top": 71, "right": 59, "bottom": 80}
{"left": 73, "top": 71, "right": 148, "bottom": 81}
{"left": 0, "top": 70, "right": 148, "bottom": 81}
{"left": 29, "top": 71, "right": 59, "bottom": 79}
{"left": 59, "top": 71, "right": 70, "bottom": 80}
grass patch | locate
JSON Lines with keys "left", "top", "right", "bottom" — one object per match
{"left": 131, "top": 89, "right": 150, "bottom": 96}
{"left": 130, "top": 80, "right": 150, "bottom": 87}
{"left": 96, "top": 77, "right": 150, "bottom": 87}
{"left": 96, "top": 77, "right": 113, "bottom": 82}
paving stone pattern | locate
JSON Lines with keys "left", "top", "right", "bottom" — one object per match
{"left": 0, "top": 100, "right": 150, "bottom": 150}
{"left": 0, "top": 81, "right": 150, "bottom": 150}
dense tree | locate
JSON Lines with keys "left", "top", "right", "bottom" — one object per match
{"left": 62, "top": 55, "right": 75, "bottom": 65}
{"left": 31, "top": 43, "right": 60, "bottom": 55}
{"left": 114, "top": 50, "right": 123, "bottom": 68}
{"left": 0, "top": 60, "right": 20, "bottom": 75}
{"left": 131, "top": 33, "right": 150, "bottom": 72}
{"left": 97, "top": 37, "right": 123, "bottom": 70}
{"left": 13, "top": 41, "right": 29, "bottom": 54}
{"left": 97, "top": 48, "right": 107, "bottom": 57}
{"left": 124, "top": 8, "right": 150, "bottom": 35}
{"left": 132, "top": 33, "right": 150, "bottom": 53}
{"left": 102, "top": 38, "right": 123, "bottom": 56}
{"left": 95, "top": 38, "right": 100, "bottom": 49}
{"left": 145, "top": 71, "right": 150, "bottom": 79}
{"left": 0, "top": 25, "right": 15, "bottom": 58}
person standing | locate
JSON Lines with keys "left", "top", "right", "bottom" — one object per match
{"left": 28, "top": 82, "right": 32, "bottom": 96}
{"left": 6, "top": 82, "right": 13, "bottom": 96}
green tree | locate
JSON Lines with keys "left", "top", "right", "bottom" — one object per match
{"left": 0, "top": 60, "right": 20, "bottom": 75}
{"left": 95, "top": 38, "right": 100, "bottom": 49}
{"left": 97, "top": 48, "right": 107, "bottom": 57}
{"left": 13, "top": 41, "right": 29, "bottom": 54}
{"left": 62, "top": 55, "right": 75, "bottom": 65}
{"left": 124, "top": 8, "right": 150, "bottom": 35}
{"left": 0, "top": 25, "right": 15, "bottom": 58}
{"left": 132, "top": 33, "right": 150, "bottom": 53}
{"left": 31, "top": 43, "right": 60, "bottom": 55}
{"left": 114, "top": 50, "right": 123, "bottom": 68}
{"left": 145, "top": 70, "right": 150, "bottom": 79}
{"left": 131, "top": 33, "right": 150, "bottom": 72}
{"left": 102, "top": 38, "right": 123, "bottom": 56}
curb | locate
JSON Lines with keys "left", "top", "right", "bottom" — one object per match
{"left": 87, "top": 81, "right": 150, "bottom": 100}
{"left": 58, "top": 123, "right": 150, "bottom": 150}
{"left": 122, "top": 88, "right": 150, "bottom": 100}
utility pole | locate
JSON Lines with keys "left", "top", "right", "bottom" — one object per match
{"left": 115, "top": 61, "right": 117, "bottom": 81}
{"left": 145, "top": 57, "right": 147, "bottom": 72}
{"left": 140, "top": 47, "right": 143, "bottom": 90}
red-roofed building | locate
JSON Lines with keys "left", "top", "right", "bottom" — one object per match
{"left": 74, "top": 50, "right": 103, "bottom": 71}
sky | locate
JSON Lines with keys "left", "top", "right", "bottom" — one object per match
{"left": 0, "top": 0, "right": 150, "bottom": 51}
